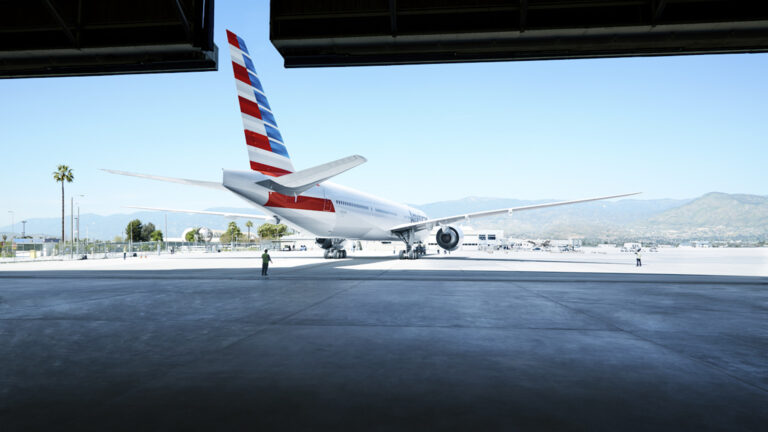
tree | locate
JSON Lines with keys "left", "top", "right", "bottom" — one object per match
{"left": 185, "top": 228, "right": 199, "bottom": 242}
{"left": 257, "top": 223, "right": 289, "bottom": 239}
{"left": 112, "top": 235, "right": 123, "bottom": 242}
{"left": 52, "top": 165, "right": 74, "bottom": 243}
{"left": 150, "top": 230, "right": 163, "bottom": 242}
{"left": 125, "top": 219, "right": 143, "bottom": 243}
{"left": 220, "top": 222, "right": 242, "bottom": 244}
{"left": 141, "top": 222, "right": 156, "bottom": 242}
{"left": 245, "top": 220, "right": 254, "bottom": 243}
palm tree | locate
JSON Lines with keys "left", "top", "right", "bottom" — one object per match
{"left": 52, "top": 165, "right": 74, "bottom": 244}
{"left": 245, "top": 220, "right": 254, "bottom": 244}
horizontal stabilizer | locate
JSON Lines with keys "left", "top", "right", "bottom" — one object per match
{"left": 102, "top": 169, "right": 226, "bottom": 190}
{"left": 257, "top": 154, "right": 367, "bottom": 195}
{"left": 125, "top": 206, "right": 267, "bottom": 220}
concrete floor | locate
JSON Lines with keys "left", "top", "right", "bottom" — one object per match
{"left": 1, "top": 253, "right": 767, "bottom": 431}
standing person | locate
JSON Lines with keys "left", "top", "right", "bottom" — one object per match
{"left": 261, "top": 249, "right": 273, "bottom": 277}
{"left": 635, "top": 249, "right": 642, "bottom": 267}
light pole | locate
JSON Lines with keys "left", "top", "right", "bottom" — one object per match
{"left": 8, "top": 210, "right": 14, "bottom": 237}
{"left": 76, "top": 194, "right": 84, "bottom": 255}
{"left": 21, "top": 220, "right": 27, "bottom": 237}
{"left": 70, "top": 196, "right": 74, "bottom": 259}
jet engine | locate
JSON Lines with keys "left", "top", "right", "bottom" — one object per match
{"left": 435, "top": 226, "right": 463, "bottom": 251}
{"left": 316, "top": 238, "right": 333, "bottom": 249}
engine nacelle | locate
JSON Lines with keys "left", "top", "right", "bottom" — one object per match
{"left": 435, "top": 226, "right": 463, "bottom": 251}
{"left": 264, "top": 216, "right": 280, "bottom": 225}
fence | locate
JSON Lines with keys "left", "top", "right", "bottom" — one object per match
{"left": 0, "top": 240, "right": 284, "bottom": 262}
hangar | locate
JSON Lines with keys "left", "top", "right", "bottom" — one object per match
{"left": 2, "top": 2, "right": 767, "bottom": 431}
{"left": 3, "top": 1, "right": 766, "bottom": 77}
{"left": 270, "top": 0, "right": 768, "bottom": 67}
{"left": 0, "top": 0, "right": 216, "bottom": 78}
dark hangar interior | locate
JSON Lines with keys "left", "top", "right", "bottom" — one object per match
{"left": 2, "top": 1, "right": 767, "bottom": 78}
{"left": 0, "top": 0, "right": 216, "bottom": 78}
{"left": 270, "top": 0, "right": 768, "bottom": 67}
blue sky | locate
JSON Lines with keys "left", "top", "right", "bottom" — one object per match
{"left": 2, "top": 0, "right": 767, "bottom": 224}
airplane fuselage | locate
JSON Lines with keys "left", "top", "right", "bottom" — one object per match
{"left": 223, "top": 170, "right": 429, "bottom": 241}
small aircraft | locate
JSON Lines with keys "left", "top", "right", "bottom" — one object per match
{"left": 106, "top": 30, "right": 639, "bottom": 260}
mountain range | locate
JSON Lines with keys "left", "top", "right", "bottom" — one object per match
{"left": 1, "top": 192, "right": 766, "bottom": 241}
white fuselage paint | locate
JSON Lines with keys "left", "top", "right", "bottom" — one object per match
{"left": 223, "top": 170, "right": 429, "bottom": 241}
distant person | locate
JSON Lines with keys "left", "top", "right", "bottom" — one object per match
{"left": 636, "top": 249, "right": 642, "bottom": 267}
{"left": 261, "top": 249, "right": 273, "bottom": 277}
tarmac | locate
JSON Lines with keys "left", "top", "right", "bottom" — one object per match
{"left": 1, "top": 249, "right": 767, "bottom": 431}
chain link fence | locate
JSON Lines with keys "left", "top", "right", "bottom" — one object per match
{"left": 0, "top": 240, "right": 285, "bottom": 263}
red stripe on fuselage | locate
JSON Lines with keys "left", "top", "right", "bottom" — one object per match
{"left": 232, "top": 62, "right": 250, "bottom": 84}
{"left": 249, "top": 161, "right": 292, "bottom": 177}
{"left": 226, "top": 31, "right": 240, "bottom": 49}
{"left": 265, "top": 192, "right": 335, "bottom": 212}
{"left": 244, "top": 130, "right": 271, "bottom": 151}
{"left": 238, "top": 96, "right": 262, "bottom": 119}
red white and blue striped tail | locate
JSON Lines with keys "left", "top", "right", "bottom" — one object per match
{"left": 227, "top": 30, "right": 294, "bottom": 177}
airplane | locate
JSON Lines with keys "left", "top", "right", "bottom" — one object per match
{"left": 105, "top": 30, "right": 640, "bottom": 260}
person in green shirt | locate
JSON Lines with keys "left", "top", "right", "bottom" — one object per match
{"left": 261, "top": 249, "right": 273, "bottom": 277}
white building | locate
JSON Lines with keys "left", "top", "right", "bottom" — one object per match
{"left": 425, "top": 226, "right": 504, "bottom": 251}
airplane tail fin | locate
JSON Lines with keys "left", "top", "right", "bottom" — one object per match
{"left": 227, "top": 30, "right": 294, "bottom": 177}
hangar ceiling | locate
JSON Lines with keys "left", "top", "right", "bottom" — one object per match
{"left": 270, "top": 0, "right": 768, "bottom": 67}
{"left": 0, "top": 0, "right": 216, "bottom": 78}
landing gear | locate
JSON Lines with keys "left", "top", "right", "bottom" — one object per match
{"left": 399, "top": 246, "right": 425, "bottom": 259}
{"left": 319, "top": 238, "right": 347, "bottom": 259}
{"left": 323, "top": 248, "right": 347, "bottom": 259}
{"left": 395, "top": 232, "right": 427, "bottom": 260}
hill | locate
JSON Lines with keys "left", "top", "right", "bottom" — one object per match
{"left": 636, "top": 192, "right": 768, "bottom": 239}
{"left": 415, "top": 193, "right": 767, "bottom": 241}
{"left": 0, "top": 207, "right": 262, "bottom": 241}
{"left": 2, "top": 193, "right": 765, "bottom": 241}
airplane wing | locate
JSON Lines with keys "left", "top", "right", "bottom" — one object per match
{"left": 389, "top": 192, "right": 641, "bottom": 233}
{"left": 125, "top": 206, "right": 267, "bottom": 220}
{"left": 257, "top": 155, "right": 367, "bottom": 195}
{"left": 102, "top": 169, "right": 226, "bottom": 190}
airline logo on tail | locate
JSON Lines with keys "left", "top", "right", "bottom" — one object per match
{"left": 227, "top": 30, "right": 294, "bottom": 177}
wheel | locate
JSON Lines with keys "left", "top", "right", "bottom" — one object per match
{"left": 408, "top": 251, "right": 415, "bottom": 259}
{"left": 341, "top": 250, "right": 347, "bottom": 258}
{"left": 324, "top": 250, "right": 331, "bottom": 259}
{"left": 398, "top": 251, "right": 406, "bottom": 260}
